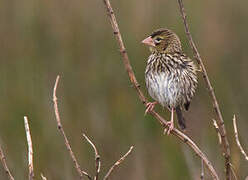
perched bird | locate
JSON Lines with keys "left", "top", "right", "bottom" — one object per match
{"left": 142, "top": 28, "right": 198, "bottom": 134}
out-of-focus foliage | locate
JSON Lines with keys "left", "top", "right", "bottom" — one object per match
{"left": 0, "top": 0, "right": 248, "bottom": 179}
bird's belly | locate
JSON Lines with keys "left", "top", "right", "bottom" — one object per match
{"left": 146, "top": 72, "right": 183, "bottom": 108}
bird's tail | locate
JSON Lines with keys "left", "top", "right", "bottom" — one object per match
{"left": 175, "top": 106, "right": 186, "bottom": 130}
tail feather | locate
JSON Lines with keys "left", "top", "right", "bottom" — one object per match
{"left": 175, "top": 106, "right": 186, "bottom": 130}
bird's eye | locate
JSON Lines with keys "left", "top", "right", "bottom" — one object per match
{"left": 154, "top": 37, "right": 163, "bottom": 44}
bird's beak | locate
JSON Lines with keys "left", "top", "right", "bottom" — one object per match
{"left": 142, "top": 36, "right": 155, "bottom": 47}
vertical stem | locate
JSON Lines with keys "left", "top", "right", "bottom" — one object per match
{"left": 24, "top": 116, "right": 34, "bottom": 180}
{"left": 177, "top": 0, "right": 231, "bottom": 179}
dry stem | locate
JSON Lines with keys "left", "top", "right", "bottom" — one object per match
{"left": 24, "top": 116, "right": 34, "bottom": 180}
{"left": 53, "top": 76, "right": 133, "bottom": 180}
{"left": 102, "top": 0, "right": 219, "bottom": 179}
{"left": 0, "top": 145, "right": 14, "bottom": 180}
{"left": 212, "top": 119, "right": 222, "bottom": 145}
{"left": 41, "top": 173, "right": 47, "bottom": 180}
{"left": 233, "top": 115, "right": 248, "bottom": 161}
{"left": 82, "top": 134, "right": 101, "bottom": 180}
{"left": 103, "top": 146, "right": 133, "bottom": 180}
{"left": 53, "top": 75, "right": 92, "bottom": 180}
{"left": 230, "top": 163, "right": 238, "bottom": 180}
{"left": 177, "top": 0, "right": 231, "bottom": 179}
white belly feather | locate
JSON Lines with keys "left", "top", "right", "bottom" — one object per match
{"left": 146, "top": 72, "right": 182, "bottom": 108}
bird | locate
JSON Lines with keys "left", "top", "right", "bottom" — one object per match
{"left": 142, "top": 28, "right": 198, "bottom": 134}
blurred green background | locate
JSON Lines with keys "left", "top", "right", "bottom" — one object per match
{"left": 0, "top": 0, "right": 248, "bottom": 179}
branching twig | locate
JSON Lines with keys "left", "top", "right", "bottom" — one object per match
{"left": 53, "top": 75, "right": 92, "bottom": 180}
{"left": 230, "top": 163, "right": 238, "bottom": 180}
{"left": 24, "top": 116, "right": 34, "bottom": 180}
{"left": 212, "top": 119, "right": 222, "bottom": 145}
{"left": 177, "top": 0, "right": 231, "bottom": 179}
{"left": 102, "top": 0, "right": 219, "bottom": 179}
{"left": 82, "top": 134, "right": 101, "bottom": 180}
{"left": 103, "top": 146, "right": 133, "bottom": 180}
{"left": 233, "top": 115, "right": 248, "bottom": 161}
{"left": 0, "top": 145, "right": 14, "bottom": 180}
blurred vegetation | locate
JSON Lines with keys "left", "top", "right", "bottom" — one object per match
{"left": 0, "top": 0, "right": 248, "bottom": 179}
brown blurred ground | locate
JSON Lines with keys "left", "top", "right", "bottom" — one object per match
{"left": 0, "top": 0, "right": 248, "bottom": 179}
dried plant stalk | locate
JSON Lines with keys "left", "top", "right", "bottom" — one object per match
{"left": 82, "top": 134, "right": 101, "bottom": 180}
{"left": 177, "top": 0, "right": 231, "bottom": 179}
{"left": 233, "top": 115, "right": 248, "bottom": 161}
{"left": 0, "top": 145, "right": 15, "bottom": 180}
{"left": 53, "top": 76, "right": 92, "bottom": 180}
{"left": 103, "top": 146, "right": 133, "bottom": 180}
{"left": 24, "top": 116, "right": 34, "bottom": 180}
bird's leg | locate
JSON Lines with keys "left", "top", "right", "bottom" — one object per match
{"left": 145, "top": 101, "right": 158, "bottom": 115}
{"left": 164, "top": 107, "right": 174, "bottom": 135}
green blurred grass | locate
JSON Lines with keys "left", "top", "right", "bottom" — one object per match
{"left": 0, "top": 0, "right": 248, "bottom": 179}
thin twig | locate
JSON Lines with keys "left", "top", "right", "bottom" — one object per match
{"left": 0, "top": 145, "right": 15, "bottom": 180}
{"left": 24, "top": 116, "right": 34, "bottom": 180}
{"left": 200, "top": 159, "right": 204, "bottom": 180}
{"left": 177, "top": 0, "right": 231, "bottom": 179}
{"left": 53, "top": 75, "right": 92, "bottom": 180}
{"left": 230, "top": 163, "right": 238, "bottom": 180}
{"left": 103, "top": 146, "right": 133, "bottom": 180}
{"left": 41, "top": 173, "right": 47, "bottom": 180}
{"left": 233, "top": 115, "right": 248, "bottom": 161}
{"left": 102, "top": 0, "right": 219, "bottom": 179}
{"left": 82, "top": 134, "right": 101, "bottom": 180}
{"left": 212, "top": 119, "right": 222, "bottom": 145}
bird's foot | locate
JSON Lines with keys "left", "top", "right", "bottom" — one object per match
{"left": 163, "top": 121, "right": 174, "bottom": 135}
{"left": 145, "top": 102, "right": 158, "bottom": 115}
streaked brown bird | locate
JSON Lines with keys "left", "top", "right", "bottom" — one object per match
{"left": 142, "top": 28, "right": 198, "bottom": 134}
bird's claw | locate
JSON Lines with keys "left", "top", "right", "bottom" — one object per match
{"left": 145, "top": 102, "right": 157, "bottom": 115}
{"left": 163, "top": 121, "right": 174, "bottom": 135}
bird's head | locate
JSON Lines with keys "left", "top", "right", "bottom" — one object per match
{"left": 142, "top": 28, "right": 182, "bottom": 54}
